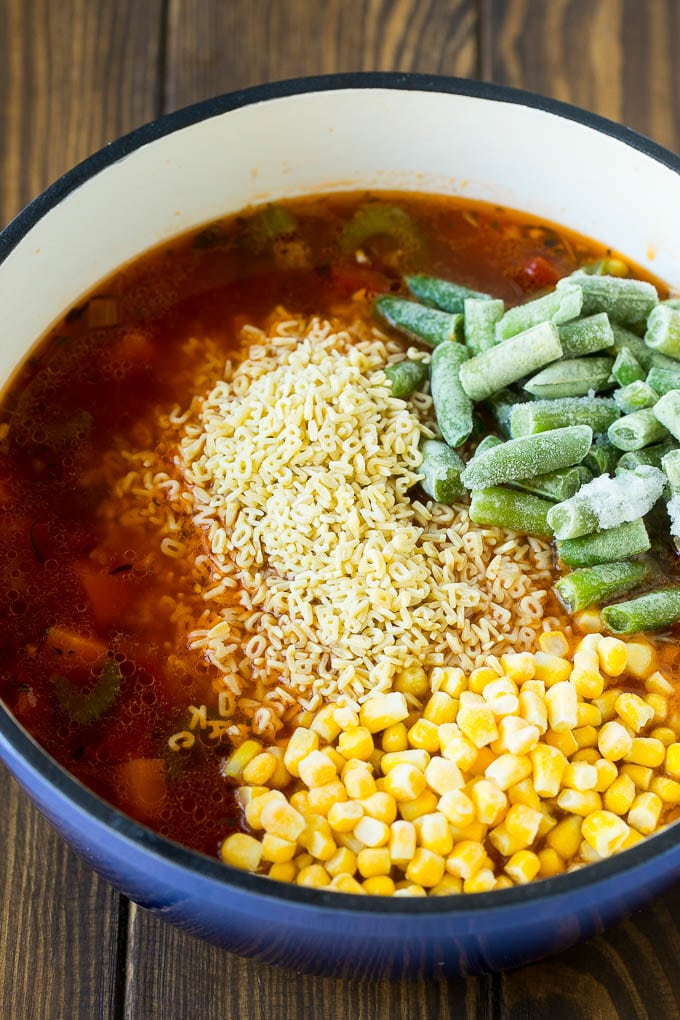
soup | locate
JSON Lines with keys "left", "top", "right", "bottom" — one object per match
{"left": 2, "top": 193, "right": 680, "bottom": 894}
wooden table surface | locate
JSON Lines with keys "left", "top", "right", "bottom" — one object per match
{"left": 2, "top": 1, "right": 680, "bottom": 1017}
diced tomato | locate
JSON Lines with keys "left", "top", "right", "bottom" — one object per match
{"left": 514, "top": 255, "right": 560, "bottom": 292}
{"left": 327, "top": 264, "right": 391, "bottom": 299}
{"left": 76, "top": 563, "right": 135, "bottom": 628}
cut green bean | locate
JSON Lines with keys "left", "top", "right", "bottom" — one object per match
{"left": 558, "top": 313, "right": 614, "bottom": 358}
{"left": 661, "top": 449, "right": 680, "bottom": 490}
{"left": 374, "top": 296, "right": 463, "bottom": 347}
{"left": 523, "top": 356, "right": 614, "bottom": 399}
{"left": 583, "top": 436, "right": 620, "bottom": 476}
{"left": 663, "top": 298, "right": 680, "bottom": 311}
{"left": 546, "top": 465, "right": 666, "bottom": 540}
{"left": 495, "top": 286, "right": 582, "bottom": 342}
{"left": 459, "top": 322, "right": 563, "bottom": 401}
{"left": 419, "top": 440, "right": 466, "bottom": 504}
{"left": 469, "top": 487, "right": 553, "bottom": 537}
{"left": 405, "top": 274, "right": 490, "bottom": 313}
{"left": 653, "top": 389, "right": 680, "bottom": 441}
{"left": 430, "top": 342, "right": 473, "bottom": 447}
{"left": 473, "top": 435, "right": 503, "bottom": 458}
{"left": 607, "top": 409, "right": 668, "bottom": 451}
{"left": 644, "top": 305, "right": 680, "bottom": 359}
{"left": 384, "top": 358, "right": 429, "bottom": 399}
{"left": 509, "top": 396, "right": 619, "bottom": 437}
{"left": 463, "top": 297, "right": 504, "bottom": 355}
{"left": 557, "top": 519, "right": 650, "bottom": 567}
{"left": 612, "top": 348, "right": 645, "bottom": 386}
{"left": 612, "top": 380, "right": 659, "bottom": 414}
{"left": 555, "top": 560, "right": 651, "bottom": 613}
{"left": 460, "top": 425, "right": 592, "bottom": 490}
{"left": 602, "top": 588, "right": 680, "bottom": 633}
{"left": 616, "top": 439, "right": 677, "bottom": 473}
{"left": 559, "top": 274, "right": 658, "bottom": 332}
{"left": 645, "top": 364, "right": 680, "bottom": 396}
{"left": 486, "top": 389, "right": 532, "bottom": 437}
{"left": 513, "top": 465, "right": 590, "bottom": 502}
{"left": 341, "top": 205, "right": 424, "bottom": 259}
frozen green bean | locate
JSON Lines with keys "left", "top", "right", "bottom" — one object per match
{"left": 374, "top": 296, "right": 463, "bottom": 347}
{"left": 616, "top": 439, "right": 676, "bottom": 473}
{"left": 460, "top": 425, "right": 592, "bottom": 489}
{"left": 602, "top": 588, "right": 680, "bottom": 633}
{"left": 646, "top": 364, "right": 680, "bottom": 395}
{"left": 558, "top": 313, "right": 614, "bottom": 357}
{"left": 419, "top": 440, "right": 466, "bottom": 504}
{"left": 546, "top": 465, "right": 666, "bottom": 540}
{"left": 468, "top": 487, "right": 553, "bottom": 537}
{"left": 559, "top": 274, "right": 658, "bottom": 332}
{"left": 459, "top": 322, "right": 563, "bottom": 401}
{"left": 661, "top": 449, "right": 680, "bottom": 490}
{"left": 463, "top": 297, "right": 504, "bottom": 355}
{"left": 644, "top": 305, "right": 680, "bottom": 359}
{"left": 612, "top": 348, "right": 645, "bottom": 386}
{"left": 473, "top": 435, "right": 503, "bottom": 458}
{"left": 523, "top": 356, "right": 614, "bottom": 399}
{"left": 555, "top": 561, "right": 651, "bottom": 613}
{"left": 486, "top": 389, "right": 532, "bottom": 437}
{"left": 513, "top": 465, "right": 589, "bottom": 502}
{"left": 663, "top": 298, "right": 680, "bottom": 311}
{"left": 653, "top": 390, "right": 680, "bottom": 441}
{"left": 384, "top": 358, "right": 429, "bottom": 399}
{"left": 430, "top": 342, "right": 473, "bottom": 447}
{"left": 405, "top": 274, "right": 490, "bottom": 313}
{"left": 613, "top": 380, "right": 659, "bottom": 413}
{"left": 607, "top": 409, "right": 668, "bottom": 451}
{"left": 509, "top": 396, "right": 619, "bottom": 437}
{"left": 584, "top": 436, "right": 620, "bottom": 476}
{"left": 556, "top": 518, "right": 650, "bottom": 567}
{"left": 495, "top": 285, "right": 582, "bottom": 341}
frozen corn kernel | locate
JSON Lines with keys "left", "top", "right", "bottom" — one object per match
{"left": 650, "top": 775, "right": 680, "bottom": 804}
{"left": 357, "top": 847, "right": 391, "bottom": 878}
{"left": 299, "top": 816, "right": 337, "bottom": 861}
{"left": 283, "top": 728, "right": 319, "bottom": 778}
{"left": 546, "top": 814, "right": 583, "bottom": 858}
{"left": 570, "top": 663, "right": 604, "bottom": 700}
{"left": 620, "top": 828, "right": 645, "bottom": 851}
{"left": 577, "top": 703, "right": 602, "bottom": 728}
{"left": 485, "top": 754, "right": 532, "bottom": 792}
{"left": 501, "top": 652, "right": 536, "bottom": 682}
{"left": 441, "top": 735, "right": 478, "bottom": 771}
{"left": 468, "top": 666, "right": 498, "bottom": 694}
{"left": 268, "top": 862, "right": 297, "bottom": 884}
{"left": 393, "top": 884, "right": 427, "bottom": 898}
{"left": 488, "top": 823, "right": 523, "bottom": 857}
{"left": 360, "top": 692, "right": 409, "bottom": 733}
{"left": 399, "top": 789, "right": 438, "bottom": 821}
{"left": 556, "top": 789, "right": 602, "bottom": 817}
{"left": 326, "top": 846, "right": 358, "bottom": 877}
{"left": 425, "top": 756, "right": 464, "bottom": 795}
{"left": 361, "top": 792, "right": 397, "bottom": 825}
{"left": 423, "top": 692, "right": 458, "bottom": 725}
{"left": 261, "top": 833, "right": 297, "bottom": 864}
{"left": 266, "top": 747, "right": 293, "bottom": 790}
{"left": 579, "top": 840, "right": 603, "bottom": 864}
{"left": 574, "top": 609, "right": 603, "bottom": 633}
{"left": 592, "top": 690, "right": 620, "bottom": 724}
{"left": 666, "top": 742, "right": 680, "bottom": 778}
{"left": 449, "top": 820, "right": 487, "bottom": 844}
{"left": 597, "top": 637, "right": 627, "bottom": 677}
{"left": 338, "top": 726, "right": 374, "bottom": 761}
{"left": 245, "top": 790, "right": 286, "bottom": 831}
{"left": 470, "top": 779, "right": 507, "bottom": 825}
{"left": 469, "top": 747, "right": 496, "bottom": 777}
{"left": 538, "top": 847, "right": 565, "bottom": 878}
{"left": 297, "top": 864, "right": 330, "bottom": 888}
{"left": 532, "top": 652, "right": 571, "bottom": 686}
{"left": 324, "top": 746, "right": 348, "bottom": 773}
{"left": 624, "top": 737, "right": 665, "bottom": 768}
{"left": 308, "top": 780, "right": 348, "bottom": 816}
{"left": 293, "top": 853, "right": 314, "bottom": 871}
{"left": 223, "top": 740, "right": 263, "bottom": 779}
{"left": 604, "top": 774, "right": 636, "bottom": 815}
{"left": 572, "top": 747, "right": 599, "bottom": 765}
{"left": 363, "top": 876, "right": 396, "bottom": 896}
{"left": 344, "top": 767, "right": 376, "bottom": 800}
{"left": 310, "top": 704, "right": 342, "bottom": 743}
{"left": 383, "top": 763, "right": 427, "bottom": 802}
{"left": 645, "top": 671, "right": 674, "bottom": 696}
{"left": 505, "top": 850, "right": 540, "bottom": 884}
{"left": 628, "top": 792, "right": 663, "bottom": 834}
{"left": 446, "top": 840, "right": 487, "bottom": 880}
{"left": 298, "top": 750, "right": 338, "bottom": 789}
{"left": 505, "top": 803, "right": 543, "bottom": 846}
{"left": 545, "top": 728, "right": 579, "bottom": 757}
{"left": 626, "top": 641, "right": 656, "bottom": 679}
{"left": 485, "top": 691, "right": 520, "bottom": 718}
{"left": 615, "top": 693, "right": 655, "bottom": 734}
{"left": 545, "top": 681, "right": 578, "bottom": 732}
{"left": 394, "top": 664, "right": 429, "bottom": 699}
{"left": 531, "top": 744, "right": 567, "bottom": 797}
{"left": 645, "top": 695, "right": 669, "bottom": 725}
{"left": 241, "top": 751, "right": 277, "bottom": 786}
{"left": 327, "top": 800, "right": 364, "bottom": 833}
{"left": 457, "top": 702, "right": 498, "bottom": 748}
{"left": 539, "top": 630, "right": 569, "bottom": 656}
{"left": 405, "top": 848, "right": 446, "bottom": 888}
{"left": 354, "top": 816, "right": 390, "bottom": 848}
{"left": 328, "top": 874, "right": 366, "bottom": 894}
{"left": 431, "top": 666, "right": 466, "bottom": 698}
{"left": 381, "top": 749, "right": 429, "bottom": 773}
{"left": 235, "top": 785, "right": 269, "bottom": 812}
{"left": 507, "top": 778, "right": 541, "bottom": 811}
{"left": 408, "top": 718, "right": 441, "bottom": 752}
{"left": 464, "top": 868, "right": 496, "bottom": 893}
{"left": 388, "top": 819, "right": 417, "bottom": 864}
{"left": 221, "top": 833, "right": 263, "bottom": 871}
{"left": 430, "top": 875, "right": 464, "bottom": 896}
{"left": 573, "top": 725, "right": 599, "bottom": 749}
{"left": 414, "top": 812, "right": 454, "bottom": 856}
{"left": 382, "top": 722, "right": 409, "bottom": 753}
{"left": 620, "top": 763, "right": 653, "bottom": 790}
{"left": 563, "top": 761, "right": 598, "bottom": 792}
{"left": 518, "top": 690, "right": 549, "bottom": 733}
{"left": 289, "top": 790, "right": 310, "bottom": 816}
{"left": 438, "top": 789, "right": 475, "bottom": 828}
{"left": 598, "top": 721, "right": 634, "bottom": 762}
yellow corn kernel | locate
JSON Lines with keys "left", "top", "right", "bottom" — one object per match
{"left": 488, "top": 822, "right": 524, "bottom": 857}
{"left": 619, "top": 763, "right": 653, "bottom": 790}
{"left": 556, "top": 789, "right": 603, "bottom": 817}
{"left": 539, "top": 630, "right": 569, "bottom": 656}
{"left": 572, "top": 748, "right": 600, "bottom": 765}
{"left": 615, "top": 692, "right": 655, "bottom": 733}
{"left": 399, "top": 789, "right": 439, "bottom": 821}
{"left": 407, "top": 718, "right": 441, "bottom": 752}
{"left": 546, "top": 814, "right": 583, "bottom": 859}
{"left": 563, "top": 761, "right": 598, "bottom": 792}
{"left": 666, "top": 742, "right": 680, "bottom": 779}
{"left": 522, "top": 679, "right": 546, "bottom": 697}
{"left": 268, "top": 862, "right": 297, "bottom": 883}
{"left": 328, "top": 873, "right": 366, "bottom": 894}
{"left": 423, "top": 691, "right": 458, "bottom": 725}
{"left": 406, "top": 848, "right": 446, "bottom": 888}
{"left": 431, "top": 666, "right": 466, "bottom": 698}
{"left": 361, "top": 792, "right": 397, "bottom": 825}
{"left": 235, "top": 785, "right": 270, "bottom": 812}
{"left": 381, "top": 749, "right": 429, "bottom": 773}
{"left": 464, "top": 867, "right": 497, "bottom": 893}
{"left": 326, "top": 846, "right": 358, "bottom": 877}
{"left": 220, "top": 832, "right": 263, "bottom": 871}
{"left": 360, "top": 692, "right": 409, "bottom": 733}
{"left": 445, "top": 840, "right": 487, "bottom": 880}
{"left": 574, "top": 725, "right": 599, "bottom": 750}
{"left": 579, "top": 839, "right": 603, "bottom": 864}
{"left": 592, "top": 690, "right": 620, "bottom": 724}
{"left": 223, "top": 739, "right": 263, "bottom": 779}
{"left": 449, "top": 820, "right": 488, "bottom": 844}
{"left": 337, "top": 726, "right": 374, "bottom": 762}
{"left": 310, "top": 704, "right": 342, "bottom": 743}
{"left": 499, "top": 651, "right": 534, "bottom": 682}
{"left": 357, "top": 846, "right": 391, "bottom": 878}
{"left": 298, "top": 750, "right": 338, "bottom": 789}
{"left": 382, "top": 722, "right": 409, "bottom": 753}
{"left": 545, "top": 728, "right": 579, "bottom": 757}
{"left": 484, "top": 688, "right": 520, "bottom": 719}
{"left": 241, "top": 751, "right": 277, "bottom": 786}
{"left": 297, "top": 864, "right": 330, "bottom": 888}
{"left": 413, "top": 811, "right": 453, "bottom": 856}
{"left": 531, "top": 744, "right": 567, "bottom": 797}
{"left": 597, "top": 636, "right": 628, "bottom": 677}
{"left": 430, "top": 875, "right": 464, "bottom": 896}
{"left": 594, "top": 758, "right": 618, "bottom": 793}
{"left": 324, "top": 747, "right": 348, "bottom": 774}
{"left": 261, "top": 833, "right": 297, "bottom": 864}
{"left": 388, "top": 819, "right": 417, "bottom": 864}
{"left": 628, "top": 791, "right": 663, "bottom": 834}
{"left": 492, "top": 717, "right": 539, "bottom": 756}
{"left": 383, "top": 763, "right": 427, "bottom": 802}
{"left": 265, "top": 747, "right": 293, "bottom": 791}
{"left": 468, "top": 666, "right": 498, "bottom": 694}
{"left": 538, "top": 847, "right": 565, "bottom": 878}
{"left": 505, "top": 850, "right": 540, "bottom": 884}
{"left": 293, "top": 852, "right": 314, "bottom": 871}
{"left": 327, "top": 800, "right": 364, "bottom": 834}
{"left": 363, "top": 876, "right": 396, "bottom": 896}
{"left": 457, "top": 701, "right": 498, "bottom": 748}
{"left": 604, "top": 773, "right": 636, "bottom": 815}
{"left": 651, "top": 725, "right": 675, "bottom": 746}
{"left": 577, "top": 705, "right": 601, "bottom": 730}
{"left": 598, "top": 720, "right": 634, "bottom": 761}
{"left": 394, "top": 664, "right": 430, "bottom": 699}
{"left": 289, "top": 790, "right": 311, "bottom": 816}
{"left": 620, "top": 828, "right": 645, "bottom": 851}
{"left": 469, "top": 779, "right": 507, "bottom": 825}
{"left": 650, "top": 775, "right": 680, "bottom": 804}
{"left": 626, "top": 641, "right": 656, "bottom": 680}
{"left": 518, "top": 690, "right": 549, "bottom": 734}
{"left": 424, "top": 756, "right": 464, "bottom": 795}
{"left": 393, "top": 884, "right": 427, "bottom": 898}
{"left": 469, "top": 747, "right": 496, "bottom": 777}
{"left": 505, "top": 803, "right": 543, "bottom": 846}
{"left": 441, "top": 734, "right": 478, "bottom": 771}
{"left": 645, "top": 694, "right": 669, "bottom": 725}
{"left": 624, "top": 737, "right": 665, "bottom": 768}
{"left": 507, "top": 778, "right": 542, "bottom": 811}
{"left": 245, "top": 790, "right": 286, "bottom": 831}
{"left": 283, "top": 728, "right": 320, "bottom": 778}
{"left": 570, "top": 665, "right": 604, "bottom": 700}
{"left": 353, "top": 815, "right": 390, "bottom": 848}
{"left": 486, "top": 753, "right": 533, "bottom": 792}
{"left": 438, "top": 789, "right": 475, "bottom": 828}
{"left": 645, "top": 670, "right": 674, "bottom": 696}
{"left": 343, "top": 766, "right": 376, "bottom": 800}
{"left": 574, "top": 609, "right": 603, "bottom": 633}
{"left": 545, "top": 681, "right": 578, "bottom": 733}
{"left": 532, "top": 652, "right": 572, "bottom": 687}
{"left": 537, "top": 810, "right": 558, "bottom": 838}
{"left": 307, "top": 779, "right": 348, "bottom": 816}
{"left": 299, "top": 816, "right": 337, "bottom": 861}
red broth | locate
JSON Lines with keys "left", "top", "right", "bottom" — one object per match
{"left": 0, "top": 192, "right": 674, "bottom": 858}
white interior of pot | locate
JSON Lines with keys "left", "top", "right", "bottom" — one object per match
{"left": 2, "top": 87, "right": 680, "bottom": 383}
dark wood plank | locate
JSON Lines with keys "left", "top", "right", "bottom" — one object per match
{"left": 0, "top": 766, "right": 123, "bottom": 1019}
{"left": 0, "top": 0, "right": 164, "bottom": 226}
{"left": 163, "top": 0, "right": 477, "bottom": 111}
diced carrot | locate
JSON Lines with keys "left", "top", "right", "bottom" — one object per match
{"left": 45, "top": 625, "right": 106, "bottom": 664}
{"left": 76, "top": 563, "right": 133, "bottom": 628}
{"left": 114, "top": 758, "right": 167, "bottom": 825}
{"left": 514, "top": 255, "right": 560, "bottom": 292}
